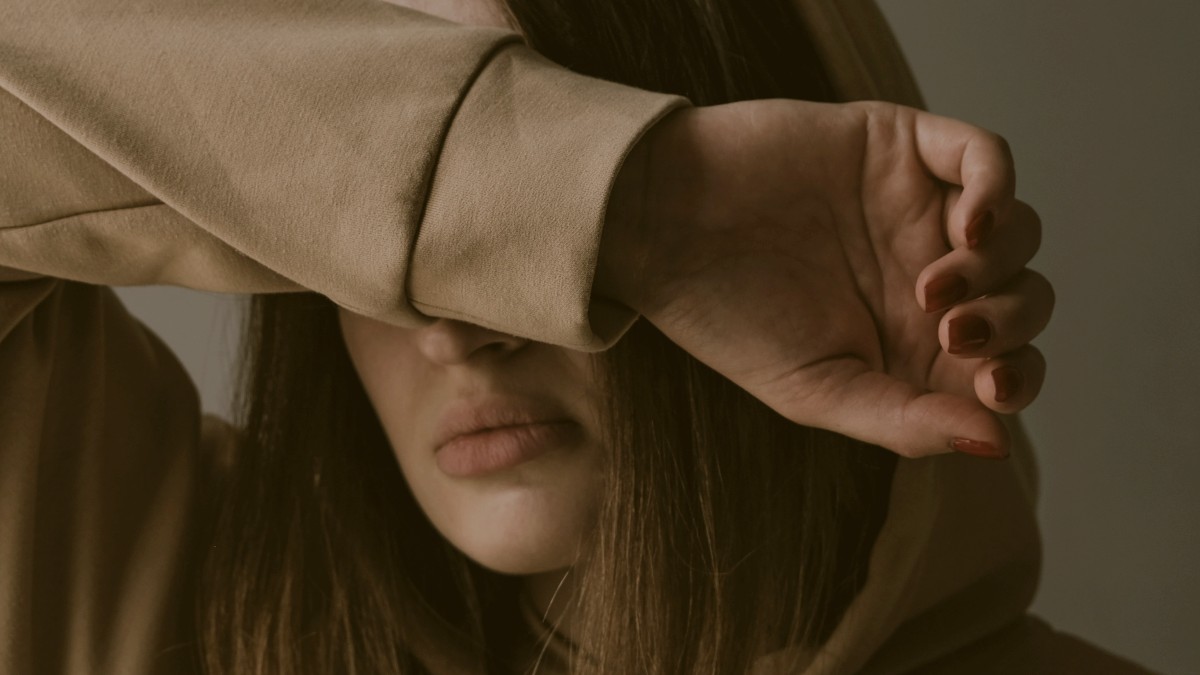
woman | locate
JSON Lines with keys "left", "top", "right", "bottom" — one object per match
{"left": 0, "top": 0, "right": 1151, "bottom": 673}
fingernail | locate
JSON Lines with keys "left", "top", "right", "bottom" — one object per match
{"left": 992, "top": 365, "right": 1023, "bottom": 403}
{"left": 924, "top": 274, "right": 968, "bottom": 313}
{"left": 966, "top": 211, "right": 994, "bottom": 249}
{"left": 950, "top": 438, "right": 1009, "bottom": 460}
{"left": 947, "top": 315, "right": 991, "bottom": 354}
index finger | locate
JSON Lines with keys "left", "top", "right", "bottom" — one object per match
{"left": 914, "top": 111, "right": 1017, "bottom": 242}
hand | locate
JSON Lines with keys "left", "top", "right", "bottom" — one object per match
{"left": 599, "top": 99, "right": 1052, "bottom": 459}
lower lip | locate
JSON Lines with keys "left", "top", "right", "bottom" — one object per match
{"left": 435, "top": 421, "right": 581, "bottom": 478}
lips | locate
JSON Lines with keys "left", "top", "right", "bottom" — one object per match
{"left": 433, "top": 396, "right": 575, "bottom": 452}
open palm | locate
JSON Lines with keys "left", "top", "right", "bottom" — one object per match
{"left": 627, "top": 100, "right": 1052, "bottom": 458}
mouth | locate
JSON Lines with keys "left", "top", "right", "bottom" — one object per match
{"left": 434, "top": 420, "right": 581, "bottom": 477}
{"left": 434, "top": 395, "right": 576, "bottom": 449}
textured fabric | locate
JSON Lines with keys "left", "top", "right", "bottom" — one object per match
{"left": 0, "top": 280, "right": 203, "bottom": 674}
{"left": 0, "top": 0, "right": 685, "bottom": 350}
{"left": 0, "top": 0, "right": 1155, "bottom": 673}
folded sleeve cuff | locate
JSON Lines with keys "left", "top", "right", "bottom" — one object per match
{"left": 411, "top": 43, "right": 690, "bottom": 352}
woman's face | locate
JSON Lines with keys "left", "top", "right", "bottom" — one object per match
{"left": 346, "top": 0, "right": 605, "bottom": 578}
{"left": 338, "top": 309, "right": 606, "bottom": 576}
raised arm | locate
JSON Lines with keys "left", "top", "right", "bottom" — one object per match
{"left": 0, "top": 0, "right": 689, "bottom": 351}
{"left": 0, "top": 3, "right": 692, "bottom": 671}
{"left": 601, "top": 97, "right": 1053, "bottom": 460}
{"left": 2, "top": 0, "right": 1054, "bottom": 463}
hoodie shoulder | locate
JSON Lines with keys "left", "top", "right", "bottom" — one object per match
{"left": 911, "top": 615, "right": 1159, "bottom": 675}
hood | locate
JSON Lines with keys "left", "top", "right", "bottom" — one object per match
{"left": 761, "top": 4, "right": 1044, "bottom": 672}
{"left": 766, "top": 414, "right": 1042, "bottom": 674}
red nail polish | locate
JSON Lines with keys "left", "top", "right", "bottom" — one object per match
{"left": 947, "top": 315, "right": 991, "bottom": 354}
{"left": 924, "top": 274, "right": 968, "bottom": 313}
{"left": 992, "top": 365, "right": 1023, "bottom": 403}
{"left": 966, "top": 211, "right": 994, "bottom": 249}
{"left": 950, "top": 438, "right": 1009, "bottom": 459}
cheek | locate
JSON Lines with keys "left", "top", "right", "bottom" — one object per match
{"left": 337, "top": 309, "right": 608, "bottom": 574}
{"left": 337, "top": 310, "right": 423, "bottom": 441}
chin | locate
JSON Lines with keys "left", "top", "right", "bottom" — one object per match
{"left": 453, "top": 527, "right": 582, "bottom": 576}
{"left": 442, "top": 484, "right": 596, "bottom": 576}
{"left": 466, "top": 545, "right": 575, "bottom": 576}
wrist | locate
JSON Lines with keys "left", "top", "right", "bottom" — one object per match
{"left": 596, "top": 119, "right": 654, "bottom": 312}
{"left": 596, "top": 107, "right": 695, "bottom": 315}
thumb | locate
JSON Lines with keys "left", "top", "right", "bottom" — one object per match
{"left": 791, "top": 358, "right": 1012, "bottom": 459}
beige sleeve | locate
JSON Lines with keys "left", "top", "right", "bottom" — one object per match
{"left": 0, "top": 0, "right": 689, "bottom": 351}
{"left": 0, "top": 4, "right": 685, "bottom": 670}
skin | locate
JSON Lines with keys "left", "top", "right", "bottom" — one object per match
{"left": 600, "top": 101, "right": 1053, "bottom": 459}
{"left": 355, "top": 0, "right": 597, "bottom": 641}
{"left": 337, "top": 310, "right": 597, "bottom": 635}
{"left": 352, "top": 0, "right": 1054, "bottom": 647}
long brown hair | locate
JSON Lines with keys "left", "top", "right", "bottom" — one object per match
{"left": 198, "top": 1, "right": 897, "bottom": 673}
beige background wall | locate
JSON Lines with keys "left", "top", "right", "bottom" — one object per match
{"left": 116, "top": 1, "right": 1198, "bottom": 672}
{"left": 873, "top": 3, "right": 1198, "bottom": 673}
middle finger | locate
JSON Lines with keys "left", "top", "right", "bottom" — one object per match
{"left": 939, "top": 267, "right": 1055, "bottom": 359}
{"left": 917, "top": 198, "right": 1043, "bottom": 313}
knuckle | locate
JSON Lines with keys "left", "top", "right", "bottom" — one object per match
{"left": 1028, "top": 344, "right": 1048, "bottom": 370}
{"left": 1022, "top": 203, "right": 1043, "bottom": 248}
{"left": 986, "top": 131, "right": 1014, "bottom": 162}
{"left": 856, "top": 99, "right": 890, "bottom": 116}
{"left": 1024, "top": 269, "right": 1056, "bottom": 314}
{"left": 1013, "top": 344, "right": 1046, "bottom": 372}
{"left": 1040, "top": 274, "right": 1057, "bottom": 312}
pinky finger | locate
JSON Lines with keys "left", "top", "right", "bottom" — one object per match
{"left": 975, "top": 344, "right": 1047, "bottom": 413}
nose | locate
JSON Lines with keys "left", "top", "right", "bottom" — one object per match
{"left": 414, "top": 318, "right": 530, "bottom": 365}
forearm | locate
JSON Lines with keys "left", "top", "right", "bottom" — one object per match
{"left": 595, "top": 125, "right": 653, "bottom": 315}
{"left": 0, "top": 1, "right": 511, "bottom": 305}
{"left": 1, "top": 0, "right": 688, "bottom": 349}
{"left": 595, "top": 105, "right": 706, "bottom": 321}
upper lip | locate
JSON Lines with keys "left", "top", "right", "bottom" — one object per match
{"left": 433, "top": 396, "right": 574, "bottom": 451}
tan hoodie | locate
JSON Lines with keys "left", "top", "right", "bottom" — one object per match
{"left": 0, "top": 0, "right": 1155, "bottom": 673}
